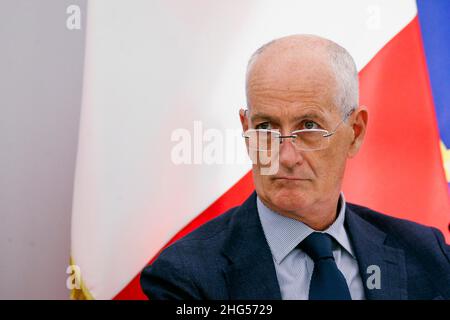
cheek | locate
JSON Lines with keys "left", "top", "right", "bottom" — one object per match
{"left": 259, "top": 173, "right": 275, "bottom": 190}
{"left": 252, "top": 166, "right": 270, "bottom": 190}
{"left": 319, "top": 149, "right": 347, "bottom": 184}
{"left": 311, "top": 149, "right": 346, "bottom": 184}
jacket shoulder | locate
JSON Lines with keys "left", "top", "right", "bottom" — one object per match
{"left": 347, "top": 202, "right": 450, "bottom": 260}
{"left": 347, "top": 203, "right": 443, "bottom": 234}
{"left": 153, "top": 204, "right": 241, "bottom": 263}
{"left": 140, "top": 205, "right": 241, "bottom": 299}
{"left": 177, "top": 205, "right": 240, "bottom": 242}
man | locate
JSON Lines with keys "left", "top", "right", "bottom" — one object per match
{"left": 140, "top": 35, "right": 450, "bottom": 299}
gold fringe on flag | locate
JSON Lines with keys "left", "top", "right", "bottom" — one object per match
{"left": 69, "top": 256, "right": 95, "bottom": 300}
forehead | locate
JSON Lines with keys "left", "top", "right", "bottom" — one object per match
{"left": 247, "top": 47, "right": 340, "bottom": 118}
{"left": 247, "top": 83, "right": 340, "bottom": 122}
{"left": 249, "top": 104, "right": 337, "bottom": 127}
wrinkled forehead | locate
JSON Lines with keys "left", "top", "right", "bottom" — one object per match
{"left": 249, "top": 104, "right": 340, "bottom": 130}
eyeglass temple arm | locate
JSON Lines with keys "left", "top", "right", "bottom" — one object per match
{"left": 323, "top": 108, "right": 355, "bottom": 137}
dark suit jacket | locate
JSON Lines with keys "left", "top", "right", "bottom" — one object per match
{"left": 140, "top": 192, "right": 450, "bottom": 299}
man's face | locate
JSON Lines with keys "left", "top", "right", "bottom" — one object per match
{"left": 241, "top": 47, "right": 362, "bottom": 219}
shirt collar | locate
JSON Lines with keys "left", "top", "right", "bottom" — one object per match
{"left": 257, "top": 192, "right": 355, "bottom": 264}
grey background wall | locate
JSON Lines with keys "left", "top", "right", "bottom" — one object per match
{"left": 0, "top": 0, "right": 86, "bottom": 299}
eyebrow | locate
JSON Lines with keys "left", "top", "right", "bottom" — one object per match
{"left": 250, "top": 112, "right": 326, "bottom": 123}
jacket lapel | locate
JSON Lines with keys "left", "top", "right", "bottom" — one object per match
{"left": 345, "top": 206, "right": 408, "bottom": 299}
{"left": 220, "top": 192, "right": 409, "bottom": 300}
{"left": 221, "top": 192, "right": 282, "bottom": 300}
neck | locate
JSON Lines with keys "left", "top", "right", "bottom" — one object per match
{"left": 260, "top": 194, "right": 341, "bottom": 231}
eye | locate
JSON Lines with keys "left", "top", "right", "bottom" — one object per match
{"left": 255, "top": 122, "right": 272, "bottom": 130}
{"left": 302, "top": 120, "right": 320, "bottom": 130}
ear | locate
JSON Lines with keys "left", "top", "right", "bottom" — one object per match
{"left": 239, "top": 108, "right": 249, "bottom": 132}
{"left": 347, "top": 106, "right": 368, "bottom": 158}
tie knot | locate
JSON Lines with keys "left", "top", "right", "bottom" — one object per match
{"left": 299, "top": 232, "right": 334, "bottom": 262}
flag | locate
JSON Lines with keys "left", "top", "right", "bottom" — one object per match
{"left": 71, "top": 0, "right": 450, "bottom": 300}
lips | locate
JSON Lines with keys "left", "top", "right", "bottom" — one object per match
{"left": 273, "top": 176, "right": 309, "bottom": 181}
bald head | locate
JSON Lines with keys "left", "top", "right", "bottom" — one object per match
{"left": 240, "top": 35, "right": 368, "bottom": 230}
{"left": 246, "top": 35, "right": 358, "bottom": 115}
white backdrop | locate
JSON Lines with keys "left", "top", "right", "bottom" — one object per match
{"left": 72, "top": 0, "right": 416, "bottom": 299}
{"left": 0, "top": 0, "right": 86, "bottom": 299}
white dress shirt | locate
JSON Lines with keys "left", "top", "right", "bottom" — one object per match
{"left": 257, "top": 192, "right": 366, "bottom": 300}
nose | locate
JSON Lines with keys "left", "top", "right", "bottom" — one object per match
{"left": 278, "top": 136, "right": 305, "bottom": 169}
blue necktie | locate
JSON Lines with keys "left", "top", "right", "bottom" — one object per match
{"left": 299, "top": 232, "right": 352, "bottom": 300}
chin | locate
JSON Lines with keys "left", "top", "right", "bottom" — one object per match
{"left": 267, "top": 187, "right": 313, "bottom": 213}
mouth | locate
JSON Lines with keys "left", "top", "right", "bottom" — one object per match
{"left": 272, "top": 176, "right": 310, "bottom": 181}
